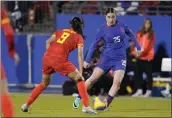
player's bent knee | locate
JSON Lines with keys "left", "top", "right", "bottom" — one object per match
{"left": 89, "top": 77, "right": 98, "bottom": 85}
{"left": 75, "top": 74, "right": 84, "bottom": 82}
{"left": 1, "top": 79, "right": 9, "bottom": 94}
{"left": 42, "top": 79, "right": 50, "bottom": 86}
{"left": 68, "top": 69, "right": 84, "bottom": 82}
{"left": 42, "top": 74, "right": 51, "bottom": 86}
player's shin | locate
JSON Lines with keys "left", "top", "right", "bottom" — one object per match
{"left": 25, "top": 74, "right": 51, "bottom": 106}
{"left": 107, "top": 79, "right": 121, "bottom": 107}
{"left": 26, "top": 83, "right": 46, "bottom": 106}
{"left": 77, "top": 77, "right": 95, "bottom": 99}
{"left": 107, "top": 70, "right": 124, "bottom": 107}
{"left": 77, "top": 79, "right": 89, "bottom": 107}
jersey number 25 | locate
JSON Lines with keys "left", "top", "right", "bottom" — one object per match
{"left": 56, "top": 32, "right": 70, "bottom": 44}
{"left": 113, "top": 36, "right": 120, "bottom": 43}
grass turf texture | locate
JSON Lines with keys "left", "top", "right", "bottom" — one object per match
{"left": 11, "top": 93, "right": 171, "bottom": 117}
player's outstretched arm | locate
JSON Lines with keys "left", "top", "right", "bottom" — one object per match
{"left": 124, "top": 25, "right": 141, "bottom": 50}
{"left": 46, "top": 35, "right": 56, "bottom": 49}
{"left": 124, "top": 25, "right": 142, "bottom": 57}
{"left": 85, "top": 27, "right": 104, "bottom": 64}
{"left": 1, "top": 9, "right": 20, "bottom": 65}
{"left": 85, "top": 40, "right": 99, "bottom": 64}
{"left": 78, "top": 45, "right": 84, "bottom": 74}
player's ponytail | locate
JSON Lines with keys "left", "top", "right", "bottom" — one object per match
{"left": 70, "top": 17, "right": 85, "bottom": 38}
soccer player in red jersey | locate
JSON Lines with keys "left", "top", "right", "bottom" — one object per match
{"left": 21, "top": 17, "right": 97, "bottom": 114}
{"left": 1, "top": 7, "right": 20, "bottom": 117}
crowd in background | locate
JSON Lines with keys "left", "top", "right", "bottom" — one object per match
{"left": 57, "top": 1, "right": 172, "bottom": 15}
{"left": 2, "top": 1, "right": 172, "bottom": 33}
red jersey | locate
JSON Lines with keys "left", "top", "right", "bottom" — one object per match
{"left": 1, "top": 8, "right": 10, "bottom": 25}
{"left": 136, "top": 31, "right": 155, "bottom": 60}
{"left": 45, "top": 29, "right": 84, "bottom": 60}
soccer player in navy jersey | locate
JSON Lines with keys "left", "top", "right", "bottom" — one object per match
{"left": 73, "top": 8, "right": 142, "bottom": 111}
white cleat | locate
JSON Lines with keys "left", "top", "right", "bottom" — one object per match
{"left": 21, "top": 104, "right": 29, "bottom": 112}
{"left": 143, "top": 90, "right": 152, "bottom": 97}
{"left": 161, "top": 90, "right": 171, "bottom": 98}
{"left": 82, "top": 106, "right": 97, "bottom": 114}
{"left": 132, "top": 89, "right": 143, "bottom": 97}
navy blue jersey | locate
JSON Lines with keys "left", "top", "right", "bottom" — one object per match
{"left": 85, "top": 21, "right": 141, "bottom": 63}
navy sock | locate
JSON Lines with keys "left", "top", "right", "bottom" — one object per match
{"left": 77, "top": 95, "right": 81, "bottom": 99}
{"left": 107, "top": 94, "right": 114, "bottom": 107}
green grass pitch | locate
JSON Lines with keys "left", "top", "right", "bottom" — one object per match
{"left": 11, "top": 93, "right": 171, "bottom": 117}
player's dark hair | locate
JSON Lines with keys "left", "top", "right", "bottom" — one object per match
{"left": 104, "top": 7, "right": 116, "bottom": 15}
{"left": 70, "top": 17, "right": 84, "bottom": 38}
{"left": 140, "top": 18, "right": 154, "bottom": 39}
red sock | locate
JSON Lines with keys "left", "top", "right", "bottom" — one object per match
{"left": 1, "top": 93, "right": 14, "bottom": 117}
{"left": 77, "top": 80, "right": 89, "bottom": 107}
{"left": 26, "top": 83, "right": 45, "bottom": 106}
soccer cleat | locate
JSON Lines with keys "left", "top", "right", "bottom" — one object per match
{"left": 73, "top": 97, "right": 81, "bottom": 109}
{"left": 103, "top": 107, "right": 110, "bottom": 111}
{"left": 143, "top": 90, "right": 152, "bottom": 97}
{"left": 21, "top": 104, "right": 28, "bottom": 112}
{"left": 132, "top": 89, "right": 143, "bottom": 97}
{"left": 82, "top": 106, "right": 97, "bottom": 114}
{"left": 161, "top": 90, "right": 171, "bottom": 98}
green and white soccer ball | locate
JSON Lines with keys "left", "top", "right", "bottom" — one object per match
{"left": 92, "top": 96, "right": 107, "bottom": 110}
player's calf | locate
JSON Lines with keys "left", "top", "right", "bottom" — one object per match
{"left": 21, "top": 74, "right": 51, "bottom": 112}
{"left": 69, "top": 70, "right": 93, "bottom": 110}
{"left": 73, "top": 72, "right": 101, "bottom": 109}
{"left": 107, "top": 70, "right": 124, "bottom": 107}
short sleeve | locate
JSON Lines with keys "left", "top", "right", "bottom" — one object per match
{"left": 1, "top": 9, "right": 10, "bottom": 25}
{"left": 52, "top": 32, "right": 56, "bottom": 37}
{"left": 77, "top": 35, "right": 84, "bottom": 47}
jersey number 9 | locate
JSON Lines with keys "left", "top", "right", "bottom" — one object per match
{"left": 56, "top": 32, "right": 70, "bottom": 44}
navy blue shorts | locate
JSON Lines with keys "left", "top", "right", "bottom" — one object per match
{"left": 96, "top": 56, "right": 126, "bottom": 72}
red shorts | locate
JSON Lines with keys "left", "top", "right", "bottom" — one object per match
{"left": 42, "top": 56, "right": 76, "bottom": 76}
{"left": 1, "top": 62, "right": 6, "bottom": 80}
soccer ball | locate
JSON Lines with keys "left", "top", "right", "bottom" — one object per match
{"left": 92, "top": 96, "right": 107, "bottom": 110}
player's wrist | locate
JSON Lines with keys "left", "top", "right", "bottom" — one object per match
{"left": 9, "top": 50, "right": 16, "bottom": 58}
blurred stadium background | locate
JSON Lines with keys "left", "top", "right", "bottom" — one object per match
{"left": 1, "top": 1, "right": 172, "bottom": 117}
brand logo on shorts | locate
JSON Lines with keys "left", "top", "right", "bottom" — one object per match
{"left": 121, "top": 60, "right": 126, "bottom": 67}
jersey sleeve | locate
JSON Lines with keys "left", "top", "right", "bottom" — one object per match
{"left": 52, "top": 32, "right": 56, "bottom": 37}
{"left": 85, "top": 28, "right": 104, "bottom": 63}
{"left": 1, "top": 8, "right": 10, "bottom": 25}
{"left": 124, "top": 24, "right": 141, "bottom": 50}
{"left": 1, "top": 9, "right": 16, "bottom": 58}
{"left": 96, "top": 28, "right": 104, "bottom": 40}
{"left": 77, "top": 35, "right": 84, "bottom": 47}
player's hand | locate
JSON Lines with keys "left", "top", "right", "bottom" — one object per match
{"left": 83, "top": 61, "right": 91, "bottom": 69}
{"left": 14, "top": 53, "right": 20, "bottom": 65}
